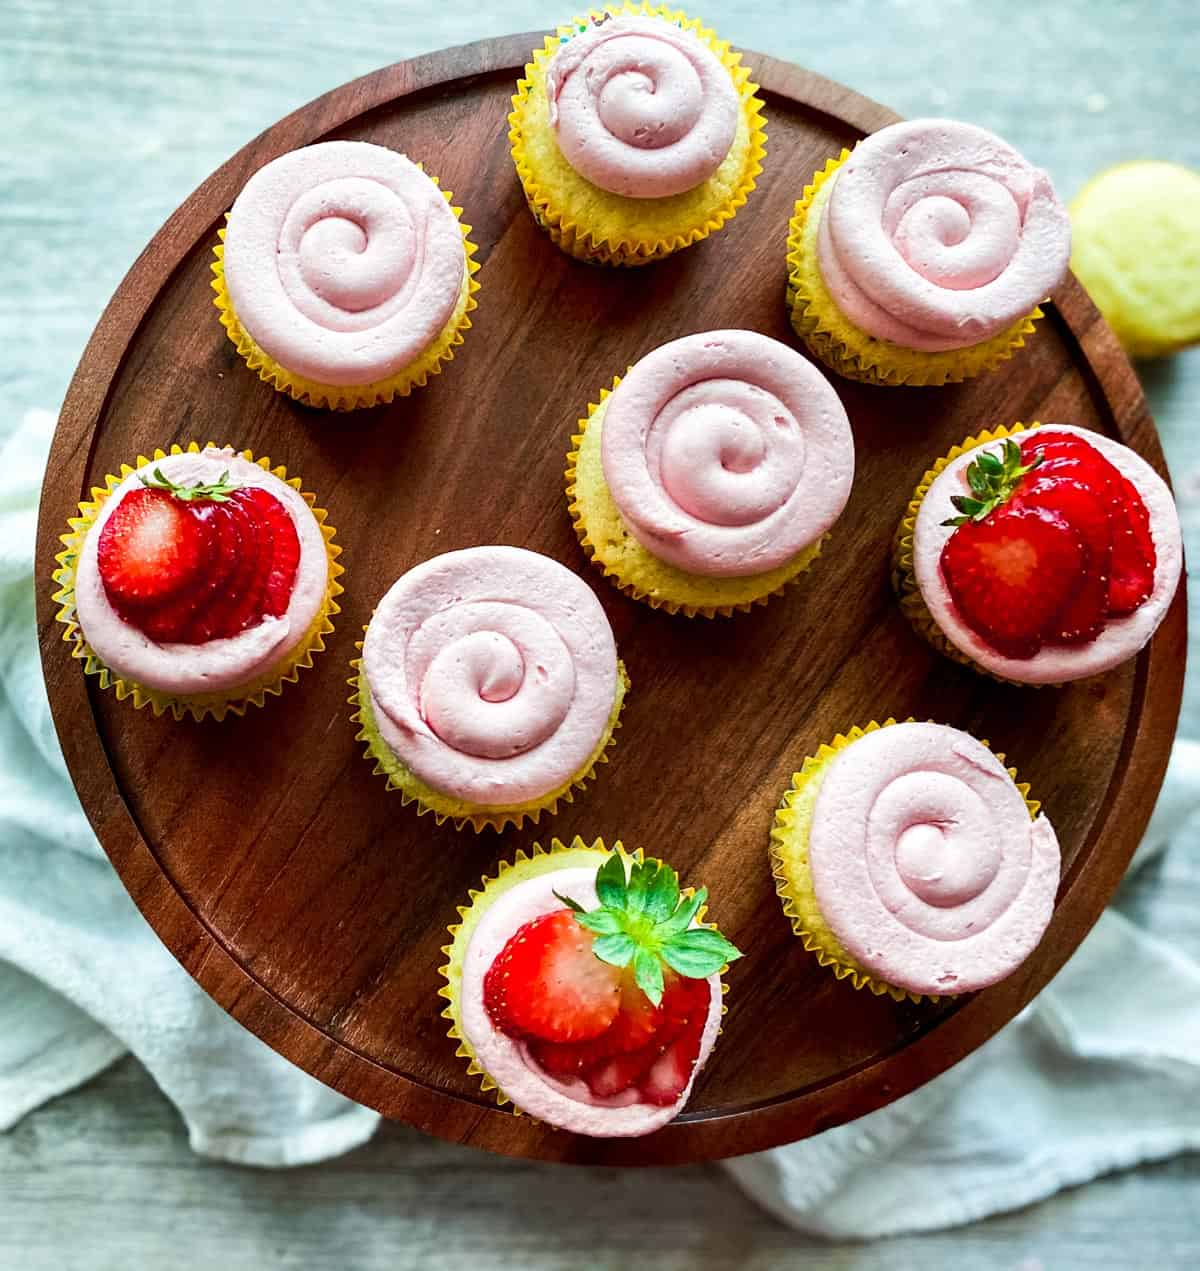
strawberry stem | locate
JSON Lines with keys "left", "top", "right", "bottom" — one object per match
{"left": 941, "top": 439, "right": 1042, "bottom": 527}
{"left": 140, "top": 466, "right": 241, "bottom": 504}
{"left": 560, "top": 855, "right": 741, "bottom": 1007}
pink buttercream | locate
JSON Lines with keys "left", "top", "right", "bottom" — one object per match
{"left": 544, "top": 16, "right": 738, "bottom": 198}
{"left": 460, "top": 864, "right": 722, "bottom": 1137}
{"left": 817, "top": 119, "right": 1071, "bottom": 351}
{"left": 809, "top": 722, "right": 1061, "bottom": 996}
{"left": 73, "top": 449, "right": 329, "bottom": 695}
{"left": 223, "top": 141, "right": 466, "bottom": 386}
{"left": 913, "top": 425, "right": 1183, "bottom": 683}
{"left": 362, "top": 547, "right": 618, "bottom": 806}
{"left": 600, "top": 330, "right": 854, "bottom": 576}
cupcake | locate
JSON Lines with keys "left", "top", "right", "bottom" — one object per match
{"left": 785, "top": 119, "right": 1072, "bottom": 386}
{"left": 213, "top": 140, "right": 479, "bottom": 410}
{"left": 440, "top": 837, "right": 740, "bottom": 1136}
{"left": 51, "top": 443, "right": 342, "bottom": 721}
{"left": 567, "top": 329, "right": 855, "bottom": 616}
{"left": 352, "top": 547, "right": 628, "bottom": 831}
{"left": 893, "top": 423, "right": 1183, "bottom": 684}
{"left": 771, "top": 721, "right": 1059, "bottom": 1001}
{"left": 509, "top": 5, "right": 766, "bottom": 266}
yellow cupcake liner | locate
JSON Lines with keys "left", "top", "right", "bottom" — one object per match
{"left": 891, "top": 421, "right": 1051, "bottom": 685}
{"left": 50, "top": 442, "right": 344, "bottom": 723}
{"left": 211, "top": 180, "right": 481, "bottom": 410}
{"left": 437, "top": 836, "right": 729, "bottom": 1115}
{"left": 566, "top": 380, "right": 824, "bottom": 617}
{"left": 349, "top": 653, "right": 629, "bottom": 833}
{"left": 769, "top": 719, "right": 1040, "bottom": 1003}
{"left": 509, "top": 3, "right": 767, "bottom": 267}
{"left": 784, "top": 151, "right": 1044, "bottom": 386}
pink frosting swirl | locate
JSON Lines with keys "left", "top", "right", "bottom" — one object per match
{"left": 361, "top": 547, "right": 618, "bottom": 806}
{"left": 600, "top": 330, "right": 854, "bottom": 576}
{"left": 817, "top": 119, "right": 1071, "bottom": 351}
{"left": 809, "top": 723, "right": 1060, "bottom": 995}
{"left": 544, "top": 16, "right": 739, "bottom": 198}
{"left": 223, "top": 141, "right": 466, "bottom": 385}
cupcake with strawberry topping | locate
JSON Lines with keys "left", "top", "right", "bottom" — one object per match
{"left": 441, "top": 838, "right": 740, "bottom": 1136}
{"left": 893, "top": 424, "right": 1182, "bottom": 683}
{"left": 52, "top": 443, "right": 341, "bottom": 720}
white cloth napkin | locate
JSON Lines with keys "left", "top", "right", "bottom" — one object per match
{"left": 3, "top": 406, "right": 1198, "bottom": 1232}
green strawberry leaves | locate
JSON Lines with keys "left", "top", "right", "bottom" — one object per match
{"left": 558, "top": 854, "right": 742, "bottom": 1006}
{"left": 942, "top": 439, "right": 1043, "bottom": 527}
{"left": 140, "top": 466, "right": 242, "bottom": 504}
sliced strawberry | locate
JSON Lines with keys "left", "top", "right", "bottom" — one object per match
{"left": 583, "top": 1039, "right": 665, "bottom": 1099}
{"left": 238, "top": 486, "right": 301, "bottom": 618}
{"left": 526, "top": 973, "right": 664, "bottom": 1078}
{"left": 1021, "top": 431, "right": 1155, "bottom": 615}
{"left": 1011, "top": 476, "right": 1111, "bottom": 643}
{"left": 184, "top": 503, "right": 243, "bottom": 643}
{"left": 198, "top": 490, "right": 269, "bottom": 640}
{"left": 639, "top": 1011, "right": 707, "bottom": 1107}
{"left": 483, "top": 910, "right": 621, "bottom": 1045}
{"left": 97, "top": 487, "right": 204, "bottom": 609}
{"left": 940, "top": 505, "right": 1085, "bottom": 659}
{"left": 534, "top": 973, "right": 712, "bottom": 1098}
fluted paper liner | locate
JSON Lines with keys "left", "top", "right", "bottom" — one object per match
{"left": 891, "top": 421, "right": 1052, "bottom": 685}
{"left": 509, "top": 2, "right": 767, "bottom": 267}
{"left": 349, "top": 648, "right": 629, "bottom": 833}
{"left": 769, "top": 719, "right": 1041, "bottom": 1003}
{"left": 784, "top": 150, "right": 1044, "bottom": 386}
{"left": 211, "top": 178, "right": 480, "bottom": 410}
{"left": 566, "top": 379, "right": 824, "bottom": 617}
{"left": 438, "top": 836, "right": 729, "bottom": 1118}
{"left": 51, "top": 442, "right": 344, "bottom": 723}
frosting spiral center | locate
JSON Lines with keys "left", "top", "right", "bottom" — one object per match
{"left": 544, "top": 17, "right": 739, "bottom": 199}
{"left": 807, "top": 722, "right": 1061, "bottom": 995}
{"left": 280, "top": 178, "right": 420, "bottom": 326}
{"left": 223, "top": 141, "right": 466, "bottom": 386}
{"left": 815, "top": 119, "right": 1071, "bottom": 351}
{"left": 361, "top": 547, "right": 618, "bottom": 807}
{"left": 880, "top": 773, "right": 1002, "bottom": 908}
{"left": 595, "top": 47, "right": 703, "bottom": 149}
{"left": 414, "top": 603, "right": 575, "bottom": 761}
{"left": 601, "top": 330, "right": 853, "bottom": 577}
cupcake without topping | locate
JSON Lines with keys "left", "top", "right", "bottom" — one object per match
{"left": 51, "top": 443, "right": 342, "bottom": 721}
{"left": 352, "top": 547, "right": 627, "bottom": 831}
{"left": 893, "top": 423, "right": 1183, "bottom": 684}
{"left": 568, "top": 329, "right": 855, "bottom": 616}
{"left": 440, "top": 838, "right": 739, "bottom": 1137}
{"left": 510, "top": 4, "right": 766, "bottom": 265}
{"left": 785, "top": 119, "right": 1072, "bottom": 386}
{"left": 213, "top": 140, "right": 479, "bottom": 410}
{"left": 771, "top": 720, "right": 1060, "bottom": 1001}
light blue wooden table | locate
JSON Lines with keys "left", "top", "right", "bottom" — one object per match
{"left": 2, "top": 2, "right": 1197, "bottom": 1266}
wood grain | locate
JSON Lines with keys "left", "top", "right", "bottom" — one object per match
{"left": 33, "top": 36, "right": 1186, "bottom": 1165}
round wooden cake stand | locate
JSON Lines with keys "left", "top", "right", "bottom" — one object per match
{"left": 35, "top": 34, "right": 1186, "bottom": 1166}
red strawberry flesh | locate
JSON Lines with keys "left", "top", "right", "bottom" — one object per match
{"left": 1020, "top": 431, "right": 1155, "bottom": 615}
{"left": 483, "top": 910, "right": 621, "bottom": 1045}
{"left": 1010, "top": 476, "right": 1111, "bottom": 643}
{"left": 940, "top": 505, "right": 1085, "bottom": 660}
{"left": 98, "top": 476, "right": 302, "bottom": 647}
{"left": 97, "top": 488, "right": 204, "bottom": 609}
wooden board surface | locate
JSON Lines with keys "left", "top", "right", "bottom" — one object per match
{"left": 33, "top": 34, "right": 1186, "bottom": 1166}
